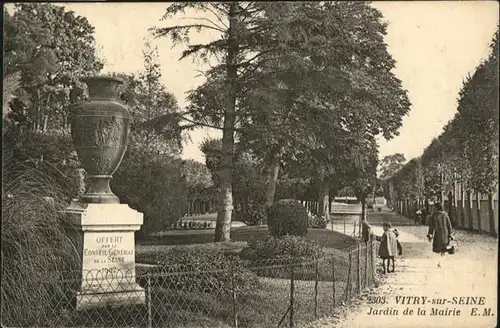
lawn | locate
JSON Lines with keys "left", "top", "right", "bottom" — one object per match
{"left": 97, "top": 274, "right": 350, "bottom": 328}
{"left": 133, "top": 226, "right": 362, "bottom": 327}
{"left": 139, "top": 225, "right": 358, "bottom": 250}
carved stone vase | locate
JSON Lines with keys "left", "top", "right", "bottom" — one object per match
{"left": 70, "top": 76, "right": 131, "bottom": 204}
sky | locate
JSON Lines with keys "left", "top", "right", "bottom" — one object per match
{"left": 7, "top": 2, "right": 499, "bottom": 164}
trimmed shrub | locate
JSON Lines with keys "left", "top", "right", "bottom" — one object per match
{"left": 143, "top": 244, "right": 260, "bottom": 294}
{"left": 240, "top": 235, "right": 325, "bottom": 262}
{"left": 308, "top": 214, "right": 328, "bottom": 229}
{"left": 267, "top": 199, "right": 308, "bottom": 237}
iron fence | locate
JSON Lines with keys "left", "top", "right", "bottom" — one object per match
{"left": 1, "top": 240, "right": 378, "bottom": 328}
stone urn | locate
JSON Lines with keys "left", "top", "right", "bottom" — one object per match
{"left": 70, "top": 76, "right": 131, "bottom": 204}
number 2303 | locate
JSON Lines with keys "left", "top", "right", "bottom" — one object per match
{"left": 367, "top": 296, "right": 387, "bottom": 304}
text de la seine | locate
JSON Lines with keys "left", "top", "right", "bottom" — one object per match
{"left": 365, "top": 296, "right": 494, "bottom": 317}
{"left": 84, "top": 236, "right": 133, "bottom": 264}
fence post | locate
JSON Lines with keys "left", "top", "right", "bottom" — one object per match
{"left": 331, "top": 257, "right": 336, "bottom": 307}
{"left": 370, "top": 239, "right": 375, "bottom": 278}
{"left": 357, "top": 243, "right": 361, "bottom": 295}
{"left": 365, "top": 241, "right": 369, "bottom": 289}
{"left": 147, "top": 274, "right": 153, "bottom": 328}
{"left": 290, "top": 264, "right": 295, "bottom": 328}
{"left": 476, "top": 191, "right": 482, "bottom": 232}
{"left": 346, "top": 252, "right": 352, "bottom": 301}
{"left": 314, "top": 261, "right": 319, "bottom": 318}
{"left": 468, "top": 191, "right": 473, "bottom": 230}
{"left": 231, "top": 258, "right": 238, "bottom": 327}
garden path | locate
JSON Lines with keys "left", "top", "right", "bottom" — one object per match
{"left": 305, "top": 211, "right": 498, "bottom": 328}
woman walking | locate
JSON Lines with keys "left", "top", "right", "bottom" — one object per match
{"left": 427, "top": 202, "right": 453, "bottom": 268}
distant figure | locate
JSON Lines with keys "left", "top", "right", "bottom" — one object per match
{"left": 427, "top": 202, "right": 453, "bottom": 268}
{"left": 415, "top": 209, "right": 422, "bottom": 225}
{"left": 393, "top": 228, "right": 403, "bottom": 256}
{"left": 421, "top": 207, "right": 429, "bottom": 225}
{"left": 376, "top": 222, "right": 399, "bottom": 274}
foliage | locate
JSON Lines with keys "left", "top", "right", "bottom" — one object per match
{"left": 274, "top": 177, "right": 312, "bottom": 201}
{"left": 147, "top": 244, "right": 260, "bottom": 293}
{"left": 267, "top": 199, "right": 309, "bottom": 238}
{"left": 238, "top": 2, "right": 409, "bottom": 211}
{"left": 114, "top": 42, "right": 183, "bottom": 156}
{"left": 181, "top": 160, "right": 213, "bottom": 190}
{"left": 200, "top": 137, "right": 224, "bottom": 187}
{"left": 3, "top": 129, "right": 81, "bottom": 199}
{"left": 111, "top": 142, "right": 188, "bottom": 236}
{"left": 152, "top": 2, "right": 411, "bottom": 240}
{"left": 109, "top": 41, "right": 187, "bottom": 237}
{"left": 232, "top": 153, "right": 268, "bottom": 226}
{"left": 308, "top": 214, "right": 328, "bottom": 229}
{"left": 180, "top": 159, "right": 214, "bottom": 198}
{"left": 4, "top": 3, "right": 103, "bottom": 131}
{"left": 152, "top": 2, "right": 263, "bottom": 241}
{"left": 200, "top": 138, "right": 267, "bottom": 225}
{"left": 2, "top": 72, "right": 22, "bottom": 119}
{"left": 380, "top": 153, "right": 406, "bottom": 180}
{"left": 389, "top": 26, "right": 499, "bottom": 200}
{"left": 240, "top": 235, "right": 325, "bottom": 261}
{"left": 1, "top": 163, "right": 79, "bottom": 327}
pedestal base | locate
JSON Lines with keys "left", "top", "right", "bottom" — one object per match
{"left": 63, "top": 200, "right": 145, "bottom": 310}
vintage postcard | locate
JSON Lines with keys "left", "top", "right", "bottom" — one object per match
{"left": 2, "top": 1, "right": 498, "bottom": 328}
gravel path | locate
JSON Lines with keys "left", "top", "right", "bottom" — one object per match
{"left": 305, "top": 211, "right": 498, "bottom": 328}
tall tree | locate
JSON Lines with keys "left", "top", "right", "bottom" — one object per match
{"left": 118, "top": 41, "right": 183, "bottom": 156}
{"left": 255, "top": 2, "right": 410, "bottom": 217}
{"left": 3, "top": 3, "right": 103, "bottom": 131}
{"left": 151, "top": 2, "right": 288, "bottom": 241}
{"left": 152, "top": 2, "right": 411, "bottom": 237}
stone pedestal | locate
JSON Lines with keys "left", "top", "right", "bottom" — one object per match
{"left": 64, "top": 200, "right": 145, "bottom": 310}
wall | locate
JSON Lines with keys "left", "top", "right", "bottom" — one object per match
{"left": 395, "top": 183, "right": 498, "bottom": 235}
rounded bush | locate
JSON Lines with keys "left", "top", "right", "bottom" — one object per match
{"left": 145, "top": 245, "right": 260, "bottom": 293}
{"left": 240, "top": 235, "right": 325, "bottom": 261}
{"left": 267, "top": 199, "right": 308, "bottom": 237}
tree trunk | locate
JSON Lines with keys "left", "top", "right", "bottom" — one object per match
{"left": 265, "top": 148, "right": 281, "bottom": 207}
{"left": 460, "top": 183, "right": 465, "bottom": 228}
{"left": 447, "top": 191, "right": 453, "bottom": 225}
{"left": 319, "top": 181, "right": 329, "bottom": 221}
{"left": 214, "top": 2, "right": 239, "bottom": 242}
{"left": 488, "top": 193, "right": 496, "bottom": 236}
{"left": 467, "top": 191, "right": 473, "bottom": 230}
{"left": 476, "top": 191, "right": 482, "bottom": 232}
{"left": 361, "top": 196, "right": 366, "bottom": 222}
{"left": 328, "top": 193, "right": 332, "bottom": 214}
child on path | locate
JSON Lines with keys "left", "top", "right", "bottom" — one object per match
{"left": 375, "top": 222, "right": 399, "bottom": 274}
